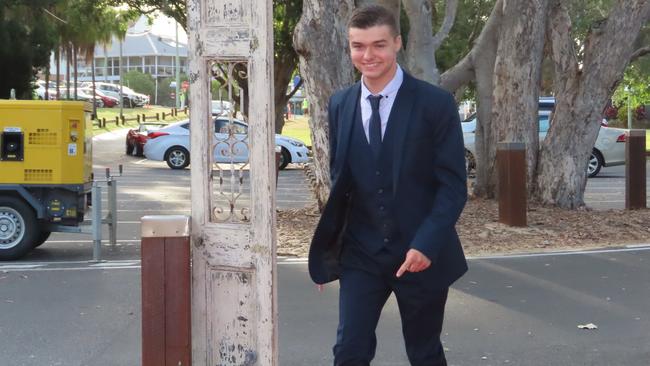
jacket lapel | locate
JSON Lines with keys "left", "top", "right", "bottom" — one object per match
{"left": 333, "top": 82, "right": 361, "bottom": 179}
{"left": 389, "top": 73, "right": 416, "bottom": 196}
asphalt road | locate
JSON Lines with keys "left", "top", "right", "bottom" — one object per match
{"left": 0, "top": 128, "right": 649, "bottom": 365}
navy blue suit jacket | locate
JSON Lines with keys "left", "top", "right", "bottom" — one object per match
{"left": 308, "top": 72, "right": 468, "bottom": 290}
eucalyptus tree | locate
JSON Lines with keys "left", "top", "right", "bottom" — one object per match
{"left": 294, "top": 0, "right": 650, "bottom": 209}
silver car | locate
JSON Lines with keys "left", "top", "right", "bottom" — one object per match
{"left": 463, "top": 110, "right": 627, "bottom": 177}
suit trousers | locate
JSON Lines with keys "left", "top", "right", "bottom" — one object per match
{"left": 333, "top": 263, "right": 449, "bottom": 366}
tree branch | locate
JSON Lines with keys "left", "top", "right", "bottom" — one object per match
{"left": 439, "top": 53, "right": 474, "bottom": 93}
{"left": 432, "top": 0, "right": 459, "bottom": 49}
{"left": 630, "top": 45, "right": 650, "bottom": 63}
{"left": 287, "top": 79, "right": 304, "bottom": 100}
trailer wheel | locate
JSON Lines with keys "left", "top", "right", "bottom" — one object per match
{"left": 33, "top": 230, "right": 52, "bottom": 249}
{"left": 0, "top": 196, "right": 38, "bottom": 260}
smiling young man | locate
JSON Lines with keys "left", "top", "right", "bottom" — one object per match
{"left": 308, "top": 4, "right": 468, "bottom": 366}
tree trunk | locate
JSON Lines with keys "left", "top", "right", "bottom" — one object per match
{"left": 534, "top": 0, "right": 650, "bottom": 208}
{"left": 402, "top": 0, "right": 458, "bottom": 84}
{"left": 65, "top": 44, "right": 71, "bottom": 100}
{"left": 91, "top": 56, "right": 97, "bottom": 118}
{"left": 440, "top": 0, "right": 503, "bottom": 198}
{"left": 294, "top": 0, "right": 356, "bottom": 209}
{"left": 488, "top": 0, "right": 549, "bottom": 197}
{"left": 55, "top": 47, "right": 60, "bottom": 100}
{"left": 73, "top": 46, "right": 78, "bottom": 99}
{"left": 273, "top": 51, "right": 299, "bottom": 134}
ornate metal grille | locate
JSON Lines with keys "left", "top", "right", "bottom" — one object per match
{"left": 210, "top": 61, "right": 251, "bottom": 223}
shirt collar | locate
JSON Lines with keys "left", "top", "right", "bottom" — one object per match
{"left": 360, "top": 64, "right": 404, "bottom": 100}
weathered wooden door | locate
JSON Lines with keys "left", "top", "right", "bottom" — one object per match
{"left": 186, "top": 1, "right": 276, "bottom": 365}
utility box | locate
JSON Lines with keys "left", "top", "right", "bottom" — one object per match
{"left": 0, "top": 100, "right": 93, "bottom": 185}
{"left": 0, "top": 100, "right": 93, "bottom": 260}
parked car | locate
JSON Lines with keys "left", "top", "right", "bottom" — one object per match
{"left": 143, "top": 118, "right": 310, "bottom": 170}
{"left": 80, "top": 87, "right": 119, "bottom": 108}
{"left": 95, "top": 82, "right": 149, "bottom": 107}
{"left": 211, "top": 100, "right": 232, "bottom": 116}
{"left": 463, "top": 110, "right": 627, "bottom": 177}
{"left": 126, "top": 122, "right": 169, "bottom": 156}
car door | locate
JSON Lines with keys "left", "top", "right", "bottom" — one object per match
{"left": 213, "top": 118, "right": 250, "bottom": 163}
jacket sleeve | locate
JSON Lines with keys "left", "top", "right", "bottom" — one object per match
{"left": 409, "top": 92, "right": 468, "bottom": 263}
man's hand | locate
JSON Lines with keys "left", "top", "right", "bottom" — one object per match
{"left": 396, "top": 249, "right": 431, "bottom": 278}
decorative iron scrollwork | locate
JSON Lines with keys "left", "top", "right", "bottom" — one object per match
{"left": 209, "top": 60, "right": 250, "bottom": 223}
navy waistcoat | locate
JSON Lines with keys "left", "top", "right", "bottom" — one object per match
{"left": 344, "top": 101, "right": 404, "bottom": 258}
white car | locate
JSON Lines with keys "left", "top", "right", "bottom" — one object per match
{"left": 143, "top": 118, "right": 310, "bottom": 170}
{"left": 463, "top": 110, "right": 627, "bottom": 177}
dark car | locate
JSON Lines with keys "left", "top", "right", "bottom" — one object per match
{"left": 126, "top": 122, "right": 168, "bottom": 156}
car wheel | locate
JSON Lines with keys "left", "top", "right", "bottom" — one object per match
{"left": 278, "top": 147, "right": 291, "bottom": 170}
{"left": 126, "top": 142, "right": 134, "bottom": 155}
{"left": 587, "top": 149, "right": 603, "bottom": 178}
{"left": 33, "top": 229, "right": 51, "bottom": 249}
{"left": 123, "top": 97, "right": 132, "bottom": 108}
{"left": 0, "top": 196, "right": 38, "bottom": 260}
{"left": 165, "top": 147, "right": 190, "bottom": 169}
{"left": 95, "top": 99, "right": 104, "bottom": 108}
{"left": 136, "top": 145, "right": 144, "bottom": 157}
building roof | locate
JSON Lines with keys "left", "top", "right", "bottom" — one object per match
{"left": 94, "top": 15, "right": 188, "bottom": 58}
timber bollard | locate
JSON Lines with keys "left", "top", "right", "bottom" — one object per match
{"left": 141, "top": 215, "right": 191, "bottom": 366}
{"left": 626, "top": 130, "right": 647, "bottom": 210}
{"left": 497, "top": 142, "right": 527, "bottom": 227}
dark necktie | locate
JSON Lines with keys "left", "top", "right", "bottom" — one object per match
{"left": 368, "top": 94, "right": 383, "bottom": 158}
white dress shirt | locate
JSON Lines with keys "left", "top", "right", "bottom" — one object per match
{"left": 359, "top": 65, "right": 404, "bottom": 142}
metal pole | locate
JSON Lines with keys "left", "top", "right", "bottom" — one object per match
{"left": 108, "top": 179, "right": 118, "bottom": 245}
{"left": 627, "top": 95, "right": 632, "bottom": 130}
{"left": 92, "top": 183, "right": 103, "bottom": 262}
{"left": 119, "top": 38, "right": 124, "bottom": 117}
{"left": 175, "top": 21, "right": 180, "bottom": 109}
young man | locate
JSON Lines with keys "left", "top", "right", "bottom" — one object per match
{"left": 308, "top": 5, "right": 468, "bottom": 366}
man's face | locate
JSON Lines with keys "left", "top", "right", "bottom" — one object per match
{"left": 349, "top": 25, "right": 401, "bottom": 84}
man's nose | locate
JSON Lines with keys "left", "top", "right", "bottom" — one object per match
{"left": 363, "top": 47, "right": 374, "bottom": 60}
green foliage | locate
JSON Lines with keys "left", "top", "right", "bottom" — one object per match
{"left": 0, "top": 0, "right": 58, "bottom": 99}
{"left": 433, "top": 0, "right": 496, "bottom": 73}
{"left": 124, "top": 70, "right": 156, "bottom": 98}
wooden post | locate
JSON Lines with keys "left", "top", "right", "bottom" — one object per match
{"left": 626, "top": 129, "right": 647, "bottom": 210}
{"left": 188, "top": 0, "right": 277, "bottom": 364}
{"left": 141, "top": 215, "right": 191, "bottom": 366}
{"left": 497, "top": 142, "right": 527, "bottom": 227}
{"left": 156, "top": 112, "right": 160, "bottom": 121}
{"left": 142, "top": 114, "right": 147, "bottom": 122}
{"left": 115, "top": 116, "right": 119, "bottom": 126}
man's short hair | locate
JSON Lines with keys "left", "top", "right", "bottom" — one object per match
{"left": 348, "top": 5, "right": 399, "bottom": 36}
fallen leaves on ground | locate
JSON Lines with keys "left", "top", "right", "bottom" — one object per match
{"left": 277, "top": 198, "right": 650, "bottom": 258}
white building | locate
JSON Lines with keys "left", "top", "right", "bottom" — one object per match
{"left": 52, "top": 14, "right": 188, "bottom": 102}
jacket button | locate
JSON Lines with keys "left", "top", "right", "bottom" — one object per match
{"left": 375, "top": 170, "right": 381, "bottom": 176}
{"left": 383, "top": 238, "right": 390, "bottom": 243}
{"left": 377, "top": 188, "right": 384, "bottom": 194}
{"left": 379, "top": 206, "right": 385, "bottom": 211}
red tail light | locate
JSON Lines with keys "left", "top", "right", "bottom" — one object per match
{"left": 148, "top": 131, "right": 169, "bottom": 139}
{"left": 616, "top": 134, "right": 626, "bottom": 143}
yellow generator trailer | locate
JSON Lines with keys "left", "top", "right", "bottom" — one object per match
{"left": 0, "top": 100, "right": 93, "bottom": 260}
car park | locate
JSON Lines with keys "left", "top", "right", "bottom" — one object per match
{"left": 143, "top": 118, "right": 310, "bottom": 170}
{"left": 463, "top": 110, "right": 627, "bottom": 177}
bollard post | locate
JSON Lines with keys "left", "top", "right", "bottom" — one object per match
{"left": 107, "top": 179, "right": 118, "bottom": 245}
{"left": 497, "top": 142, "right": 527, "bottom": 227}
{"left": 156, "top": 112, "right": 160, "bottom": 121}
{"left": 626, "top": 129, "right": 647, "bottom": 210}
{"left": 115, "top": 116, "right": 120, "bottom": 126}
{"left": 91, "top": 183, "right": 102, "bottom": 262}
{"left": 141, "top": 215, "right": 191, "bottom": 366}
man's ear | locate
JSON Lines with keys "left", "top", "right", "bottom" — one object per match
{"left": 394, "top": 35, "right": 403, "bottom": 51}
